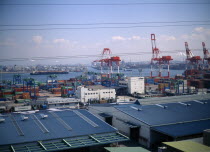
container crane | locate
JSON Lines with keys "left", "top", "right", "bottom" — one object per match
{"left": 185, "top": 42, "right": 202, "bottom": 71}
{"left": 94, "top": 48, "right": 121, "bottom": 74}
{"left": 151, "top": 34, "right": 162, "bottom": 77}
{"left": 202, "top": 42, "right": 210, "bottom": 69}
{"left": 150, "top": 34, "right": 173, "bottom": 78}
{"left": 13, "top": 74, "right": 22, "bottom": 84}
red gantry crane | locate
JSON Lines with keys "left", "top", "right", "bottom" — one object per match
{"left": 94, "top": 48, "right": 121, "bottom": 75}
{"left": 202, "top": 42, "right": 210, "bottom": 69}
{"left": 185, "top": 42, "right": 202, "bottom": 74}
{"left": 150, "top": 34, "right": 173, "bottom": 78}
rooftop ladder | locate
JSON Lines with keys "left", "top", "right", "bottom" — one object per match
{"left": 32, "top": 114, "right": 49, "bottom": 133}
{"left": 50, "top": 112, "right": 72, "bottom": 131}
{"left": 10, "top": 115, "right": 24, "bottom": 136}
{"left": 73, "top": 110, "right": 99, "bottom": 127}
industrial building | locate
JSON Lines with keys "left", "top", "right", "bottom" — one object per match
{"left": 104, "top": 147, "right": 150, "bottom": 152}
{"left": 89, "top": 99, "right": 210, "bottom": 149}
{"left": 128, "top": 77, "right": 145, "bottom": 95}
{"left": 76, "top": 85, "right": 116, "bottom": 103}
{"left": 46, "top": 97, "right": 80, "bottom": 108}
{"left": 161, "top": 140, "right": 210, "bottom": 152}
{"left": 137, "top": 93, "right": 210, "bottom": 105}
{"left": 0, "top": 109, "right": 129, "bottom": 152}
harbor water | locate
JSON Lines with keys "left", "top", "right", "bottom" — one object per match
{"left": 0, "top": 67, "right": 184, "bottom": 83}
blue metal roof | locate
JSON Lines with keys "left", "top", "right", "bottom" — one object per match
{"left": 0, "top": 109, "right": 118, "bottom": 146}
{"left": 152, "top": 119, "right": 210, "bottom": 138}
{"left": 0, "top": 132, "right": 129, "bottom": 152}
{"left": 115, "top": 99, "right": 210, "bottom": 126}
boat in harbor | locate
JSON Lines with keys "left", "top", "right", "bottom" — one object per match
{"left": 30, "top": 71, "right": 69, "bottom": 75}
{"left": 123, "top": 68, "right": 132, "bottom": 71}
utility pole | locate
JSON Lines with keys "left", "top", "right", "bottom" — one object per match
{"left": 0, "top": 65, "right": 2, "bottom": 85}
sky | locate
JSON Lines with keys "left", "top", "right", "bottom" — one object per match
{"left": 0, "top": 0, "right": 210, "bottom": 65}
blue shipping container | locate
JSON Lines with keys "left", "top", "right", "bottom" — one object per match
{"left": 0, "top": 98, "right": 6, "bottom": 101}
{"left": 146, "top": 79, "right": 154, "bottom": 84}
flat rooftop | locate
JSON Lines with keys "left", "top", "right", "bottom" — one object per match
{"left": 115, "top": 99, "right": 210, "bottom": 126}
{"left": 163, "top": 141, "right": 210, "bottom": 152}
{"left": 139, "top": 94, "right": 210, "bottom": 105}
{"left": 0, "top": 109, "right": 129, "bottom": 151}
{"left": 86, "top": 85, "right": 109, "bottom": 90}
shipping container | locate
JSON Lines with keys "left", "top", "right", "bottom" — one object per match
{"left": 146, "top": 78, "right": 155, "bottom": 84}
{"left": 0, "top": 98, "right": 6, "bottom": 101}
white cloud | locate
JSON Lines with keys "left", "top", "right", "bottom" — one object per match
{"left": 194, "top": 27, "right": 204, "bottom": 32}
{"left": 194, "top": 27, "right": 210, "bottom": 35}
{"left": 159, "top": 35, "right": 176, "bottom": 41}
{"left": 33, "top": 36, "right": 43, "bottom": 44}
{"left": 112, "top": 35, "right": 142, "bottom": 41}
{"left": 130, "top": 36, "right": 141, "bottom": 40}
{"left": 112, "top": 36, "right": 126, "bottom": 41}
{"left": 181, "top": 27, "right": 210, "bottom": 41}
{"left": 53, "top": 38, "right": 70, "bottom": 44}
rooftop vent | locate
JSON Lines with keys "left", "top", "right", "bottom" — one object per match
{"left": 130, "top": 106, "right": 142, "bottom": 111}
{"left": 40, "top": 114, "right": 48, "bottom": 119}
{"left": 0, "top": 117, "right": 5, "bottom": 123}
{"left": 156, "top": 104, "right": 167, "bottom": 109}
{"left": 21, "top": 115, "right": 28, "bottom": 121}
{"left": 194, "top": 100, "right": 207, "bottom": 104}
{"left": 178, "top": 102, "right": 191, "bottom": 106}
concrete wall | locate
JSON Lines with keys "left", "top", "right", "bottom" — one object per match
{"left": 89, "top": 105, "right": 151, "bottom": 148}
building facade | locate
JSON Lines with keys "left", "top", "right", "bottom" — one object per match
{"left": 128, "top": 77, "right": 145, "bottom": 95}
{"left": 89, "top": 99, "right": 210, "bottom": 149}
{"left": 76, "top": 85, "right": 116, "bottom": 103}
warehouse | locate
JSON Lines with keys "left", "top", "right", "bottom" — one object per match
{"left": 46, "top": 97, "right": 80, "bottom": 108}
{"left": 89, "top": 99, "right": 210, "bottom": 149}
{"left": 161, "top": 140, "right": 210, "bottom": 152}
{"left": 0, "top": 109, "right": 129, "bottom": 152}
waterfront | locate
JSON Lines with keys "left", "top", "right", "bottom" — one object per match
{"left": 0, "top": 67, "right": 184, "bottom": 82}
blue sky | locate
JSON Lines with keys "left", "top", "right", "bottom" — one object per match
{"left": 0, "top": 0, "right": 210, "bottom": 65}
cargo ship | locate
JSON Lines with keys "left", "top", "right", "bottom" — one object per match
{"left": 30, "top": 71, "right": 69, "bottom": 75}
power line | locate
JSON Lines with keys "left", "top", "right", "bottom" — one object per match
{"left": 0, "top": 2, "right": 209, "bottom": 6}
{"left": 1, "top": 23, "right": 210, "bottom": 31}
{"left": 0, "top": 49, "right": 207, "bottom": 62}
{"left": 1, "top": 20, "right": 210, "bottom": 27}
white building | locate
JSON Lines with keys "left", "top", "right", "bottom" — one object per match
{"left": 76, "top": 85, "right": 116, "bottom": 103}
{"left": 46, "top": 97, "right": 80, "bottom": 108}
{"left": 128, "top": 77, "right": 145, "bottom": 94}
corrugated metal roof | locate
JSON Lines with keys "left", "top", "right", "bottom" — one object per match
{"left": 163, "top": 141, "right": 210, "bottom": 152}
{"left": 0, "top": 132, "right": 129, "bottom": 152}
{"left": 104, "top": 147, "right": 150, "bottom": 152}
{"left": 139, "top": 94, "right": 210, "bottom": 105}
{"left": 152, "top": 119, "right": 210, "bottom": 138}
{"left": 115, "top": 99, "right": 210, "bottom": 126}
{"left": 0, "top": 109, "right": 119, "bottom": 146}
